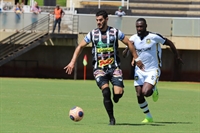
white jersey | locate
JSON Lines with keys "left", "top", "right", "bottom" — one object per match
{"left": 129, "top": 32, "right": 166, "bottom": 71}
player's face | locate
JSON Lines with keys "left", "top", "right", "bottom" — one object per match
{"left": 96, "top": 15, "right": 108, "bottom": 30}
{"left": 136, "top": 21, "right": 146, "bottom": 36}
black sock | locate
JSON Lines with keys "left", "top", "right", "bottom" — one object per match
{"left": 113, "top": 93, "right": 124, "bottom": 103}
{"left": 102, "top": 87, "right": 114, "bottom": 120}
{"left": 112, "top": 87, "right": 124, "bottom": 103}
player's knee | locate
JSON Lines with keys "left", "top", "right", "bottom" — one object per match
{"left": 102, "top": 87, "right": 111, "bottom": 99}
{"left": 114, "top": 93, "right": 123, "bottom": 99}
{"left": 142, "top": 89, "right": 151, "bottom": 97}
{"left": 114, "top": 89, "right": 123, "bottom": 94}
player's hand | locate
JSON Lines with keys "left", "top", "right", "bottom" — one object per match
{"left": 131, "top": 59, "right": 135, "bottom": 66}
{"left": 136, "top": 60, "right": 145, "bottom": 71}
{"left": 64, "top": 62, "right": 74, "bottom": 74}
{"left": 132, "top": 58, "right": 145, "bottom": 71}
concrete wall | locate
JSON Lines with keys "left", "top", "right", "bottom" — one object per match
{"left": 77, "top": 15, "right": 200, "bottom": 50}
{"left": 0, "top": 14, "right": 199, "bottom": 81}
{"left": 0, "top": 39, "right": 199, "bottom": 82}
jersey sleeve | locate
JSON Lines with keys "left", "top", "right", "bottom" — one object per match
{"left": 154, "top": 33, "right": 166, "bottom": 45}
{"left": 118, "top": 30, "right": 125, "bottom": 41}
{"left": 84, "top": 32, "right": 92, "bottom": 44}
{"left": 129, "top": 35, "right": 135, "bottom": 42}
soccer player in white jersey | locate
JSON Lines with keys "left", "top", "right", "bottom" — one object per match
{"left": 122, "top": 18, "right": 183, "bottom": 123}
{"left": 64, "top": 10, "right": 144, "bottom": 125}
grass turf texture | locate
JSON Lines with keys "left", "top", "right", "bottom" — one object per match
{"left": 27, "top": 0, "right": 66, "bottom": 6}
{"left": 0, "top": 78, "right": 199, "bottom": 133}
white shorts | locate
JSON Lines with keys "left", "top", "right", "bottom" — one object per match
{"left": 134, "top": 67, "right": 161, "bottom": 86}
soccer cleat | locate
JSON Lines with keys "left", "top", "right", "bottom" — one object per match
{"left": 152, "top": 87, "right": 159, "bottom": 102}
{"left": 109, "top": 118, "right": 116, "bottom": 125}
{"left": 141, "top": 117, "right": 153, "bottom": 123}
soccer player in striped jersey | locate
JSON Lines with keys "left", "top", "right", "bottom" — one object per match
{"left": 123, "top": 18, "right": 183, "bottom": 123}
{"left": 64, "top": 10, "right": 144, "bottom": 125}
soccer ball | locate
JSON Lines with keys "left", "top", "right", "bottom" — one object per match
{"left": 69, "top": 106, "right": 84, "bottom": 122}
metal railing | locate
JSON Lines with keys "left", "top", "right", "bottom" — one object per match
{"left": 0, "top": 14, "right": 50, "bottom": 66}
{"left": 0, "top": 12, "right": 78, "bottom": 34}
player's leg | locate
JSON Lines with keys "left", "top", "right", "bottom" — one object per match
{"left": 141, "top": 82, "right": 154, "bottom": 97}
{"left": 110, "top": 68, "right": 124, "bottom": 103}
{"left": 134, "top": 67, "right": 153, "bottom": 123}
{"left": 139, "top": 69, "right": 160, "bottom": 123}
{"left": 101, "top": 84, "right": 115, "bottom": 125}
{"left": 136, "top": 84, "right": 153, "bottom": 123}
{"left": 143, "top": 69, "right": 160, "bottom": 102}
{"left": 143, "top": 82, "right": 159, "bottom": 102}
{"left": 93, "top": 69, "right": 115, "bottom": 125}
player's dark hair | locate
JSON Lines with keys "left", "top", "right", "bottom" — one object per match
{"left": 136, "top": 18, "right": 147, "bottom": 25}
{"left": 96, "top": 10, "right": 108, "bottom": 19}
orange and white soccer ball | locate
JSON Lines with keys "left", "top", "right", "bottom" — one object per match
{"left": 69, "top": 106, "right": 84, "bottom": 122}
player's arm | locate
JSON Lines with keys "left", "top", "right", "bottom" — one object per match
{"left": 164, "top": 39, "right": 183, "bottom": 64}
{"left": 121, "top": 37, "right": 137, "bottom": 58}
{"left": 64, "top": 39, "right": 88, "bottom": 74}
{"left": 121, "top": 37, "right": 144, "bottom": 69}
{"left": 122, "top": 46, "right": 129, "bottom": 58}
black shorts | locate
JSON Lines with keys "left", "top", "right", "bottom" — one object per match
{"left": 93, "top": 67, "right": 124, "bottom": 89}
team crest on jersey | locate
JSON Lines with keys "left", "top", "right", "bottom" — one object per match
{"left": 134, "top": 76, "right": 139, "bottom": 81}
{"left": 110, "top": 36, "right": 115, "bottom": 42}
{"left": 146, "top": 39, "right": 151, "bottom": 44}
{"left": 94, "top": 37, "right": 99, "bottom": 41}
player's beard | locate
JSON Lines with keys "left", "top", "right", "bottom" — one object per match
{"left": 98, "top": 21, "right": 106, "bottom": 30}
{"left": 137, "top": 30, "right": 146, "bottom": 37}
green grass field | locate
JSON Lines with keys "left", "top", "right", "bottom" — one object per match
{"left": 0, "top": 78, "right": 199, "bottom": 133}
{"left": 27, "top": 0, "right": 66, "bottom": 6}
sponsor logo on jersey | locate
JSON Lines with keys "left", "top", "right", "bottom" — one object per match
{"left": 97, "top": 41, "right": 107, "bottom": 48}
{"left": 102, "top": 35, "right": 107, "bottom": 39}
{"left": 118, "top": 78, "right": 123, "bottom": 81}
{"left": 146, "top": 39, "right": 151, "bottom": 44}
{"left": 98, "top": 53, "right": 114, "bottom": 58}
{"left": 137, "top": 47, "right": 151, "bottom": 52}
{"left": 134, "top": 76, "right": 139, "bottom": 81}
{"left": 97, "top": 41, "right": 113, "bottom": 48}
{"left": 97, "top": 47, "right": 114, "bottom": 53}
{"left": 93, "top": 69, "right": 106, "bottom": 78}
{"left": 99, "top": 57, "right": 114, "bottom": 67}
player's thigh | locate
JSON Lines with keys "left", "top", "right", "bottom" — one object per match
{"left": 93, "top": 69, "right": 109, "bottom": 89}
{"left": 144, "top": 69, "right": 160, "bottom": 86}
{"left": 134, "top": 68, "right": 145, "bottom": 86}
{"left": 110, "top": 68, "right": 124, "bottom": 93}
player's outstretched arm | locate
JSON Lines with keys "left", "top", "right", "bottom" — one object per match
{"left": 165, "top": 39, "right": 184, "bottom": 64}
{"left": 64, "top": 39, "right": 87, "bottom": 74}
{"left": 121, "top": 37, "right": 144, "bottom": 70}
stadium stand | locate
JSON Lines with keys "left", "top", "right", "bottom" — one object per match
{"left": 78, "top": 0, "right": 200, "bottom": 17}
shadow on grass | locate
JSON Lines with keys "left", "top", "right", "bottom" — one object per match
{"left": 154, "top": 122, "right": 192, "bottom": 124}
{"left": 116, "top": 121, "right": 192, "bottom": 126}
{"left": 116, "top": 123, "right": 164, "bottom": 126}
